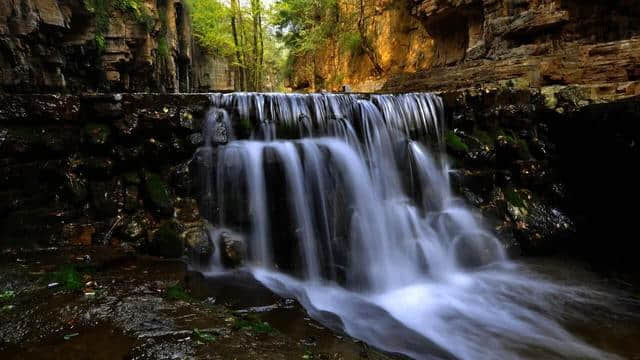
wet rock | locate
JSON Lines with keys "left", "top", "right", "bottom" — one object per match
{"left": 170, "top": 160, "right": 195, "bottom": 196}
{"left": 219, "top": 231, "right": 247, "bottom": 268}
{"left": 62, "top": 224, "right": 96, "bottom": 246}
{"left": 83, "top": 156, "right": 114, "bottom": 178}
{"left": 169, "top": 134, "right": 187, "bottom": 156}
{"left": 82, "top": 123, "right": 111, "bottom": 147}
{"left": 186, "top": 133, "right": 204, "bottom": 149}
{"left": 453, "top": 234, "right": 504, "bottom": 269}
{"left": 174, "top": 198, "right": 200, "bottom": 223}
{"left": 1, "top": 127, "right": 77, "bottom": 155}
{"left": 63, "top": 172, "right": 88, "bottom": 203}
{"left": 124, "top": 185, "right": 141, "bottom": 212}
{"left": 515, "top": 202, "right": 575, "bottom": 255}
{"left": 143, "top": 138, "right": 169, "bottom": 164}
{"left": 120, "top": 211, "right": 153, "bottom": 243}
{"left": 150, "top": 220, "right": 185, "bottom": 258}
{"left": 90, "top": 179, "right": 124, "bottom": 216}
{"left": 91, "top": 101, "right": 123, "bottom": 120}
{"left": 184, "top": 221, "right": 215, "bottom": 265}
{"left": 178, "top": 109, "right": 197, "bottom": 130}
{"left": 114, "top": 115, "right": 140, "bottom": 137}
{"left": 110, "top": 144, "right": 143, "bottom": 165}
{"left": 496, "top": 134, "right": 531, "bottom": 165}
{"left": 142, "top": 172, "right": 174, "bottom": 216}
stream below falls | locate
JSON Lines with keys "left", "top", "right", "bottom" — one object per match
{"left": 192, "top": 93, "right": 639, "bottom": 359}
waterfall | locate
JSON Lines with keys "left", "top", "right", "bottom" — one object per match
{"left": 195, "top": 92, "right": 620, "bottom": 360}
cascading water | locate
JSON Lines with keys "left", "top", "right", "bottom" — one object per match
{"left": 194, "top": 92, "right": 625, "bottom": 359}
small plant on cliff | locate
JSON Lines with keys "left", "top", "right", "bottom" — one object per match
{"left": 84, "top": 0, "right": 155, "bottom": 51}
{"left": 339, "top": 31, "right": 363, "bottom": 55}
{"left": 445, "top": 131, "right": 470, "bottom": 153}
{"left": 84, "top": 0, "right": 110, "bottom": 51}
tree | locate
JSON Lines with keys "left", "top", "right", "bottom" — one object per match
{"left": 189, "top": 0, "right": 282, "bottom": 91}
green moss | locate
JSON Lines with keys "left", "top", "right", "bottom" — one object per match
{"left": 52, "top": 266, "right": 84, "bottom": 292}
{"left": 193, "top": 328, "right": 216, "bottom": 342}
{"left": 504, "top": 187, "right": 526, "bottom": 208}
{"left": 0, "top": 290, "right": 15, "bottom": 302}
{"left": 143, "top": 171, "right": 174, "bottom": 215}
{"left": 472, "top": 129, "right": 494, "bottom": 146}
{"left": 445, "top": 130, "right": 469, "bottom": 153}
{"left": 339, "top": 31, "right": 363, "bottom": 55}
{"left": 84, "top": 0, "right": 156, "bottom": 51}
{"left": 234, "top": 317, "right": 276, "bottom": 334}
{"left": 158, "top": 36, "right": 170, "bottom": 58}
{"left": 166, "top": 283, "right": 191, "bottom": 301}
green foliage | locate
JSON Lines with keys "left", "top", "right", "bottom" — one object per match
{"left": 340, "top": 31, "right": 363, "bottom": 54}
{"left": 189, "top": 0, "right": 235, "bottom": 57}
{"left": 158, "top": 36, "right": 169, "bottom": 59}
{"left": 0, "top": 290, "right": 16, "bottom": 302}
{"left": 193, "top": 328, "right": 216, "bottom": 342}
{"left": 166, "top": 283, "right": 191, "bottom": 301}
{"left": 445, "top": 131, "right": 470, "bottom": 153}
{"left": 234, "top": 317, "right": 276, "bottom": 334}
{"left": 84, "top": 0, "right": 110, "bottom": 51}
{"left": 84, "top": 0, "right": 155, "bottom": 51}
{"left": 504, "top": 187, "right": 526, "bottom": 208}
{"left": 53, "top": 266, "right": 84, "bottom": 292}
{"left": 272, "top": 0, "right": 338, "bottom": 54}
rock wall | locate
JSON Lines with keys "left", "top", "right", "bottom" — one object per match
{"left": 1, "top": 91, "right": 638, "bottom": 272}
{"left": 442, "top": 87, "right": 640, "bottom": 271}
{"left": 384, "top": 0, "right": 640, "bottom": 92}
{"left": 0, "top": 93, "right": 211, "bottom": 259}
{"left": 0, "top": 0, "right": 197, "bottom": 93}
{"left": 290, "top": 0, "right": 434, "bottom": 92}
{"left": 292, "top": 0, "right": 640, "bottom": 95}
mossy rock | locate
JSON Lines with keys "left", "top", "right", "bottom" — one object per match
{"left": 445, "top": 130, "right": 470, "bottom": 154}
{"left": 143, "top": 171, "right": 174, "bottom": 216}
{"left": 150, "top": 220, "right": 185, "bottom": 258}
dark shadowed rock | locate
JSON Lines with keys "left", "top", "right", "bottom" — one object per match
{"left": 150, "top": 220, "right": 185, "bottom": 258}
{"left": 142, "top": 171, "right": 174, "bottom": 216}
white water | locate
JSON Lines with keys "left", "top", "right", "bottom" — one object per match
{"left": 196, "top": 93, "right": 623, "bottom": 359}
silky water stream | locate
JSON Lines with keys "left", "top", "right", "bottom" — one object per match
{"left": 191, "top": 92, "right": 639, "bottom": 360}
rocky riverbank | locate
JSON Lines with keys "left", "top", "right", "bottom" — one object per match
{"left": 0, "top": 245, "right": 393, "bottom": 359}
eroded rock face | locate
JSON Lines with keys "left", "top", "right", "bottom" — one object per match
{"left": 0, "top": 0, "right": 194, "bottom": 93}
{"left": 383, "top": 0, "right": 640, "bottom": 93}
{"left": 291, "top": 0, "right": 640, "bottom": 95}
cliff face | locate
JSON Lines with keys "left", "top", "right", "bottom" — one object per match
{"left": 385, "top": 0, "right": 640, "bottom": 92}
{"left": 291, "top": 0, "right": 434, "bottom": 92}
{"left": 0, "top": 0, "right": 196, "bottom": 93}
{"left": 294, "top": 0, "right": 640, "bottom": 94}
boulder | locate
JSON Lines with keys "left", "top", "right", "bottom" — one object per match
{"left": 184, "top": 221, "right": 215, "bottom": 265}
{"left": 219, "top": 231, "right": 246, "bottom": 268}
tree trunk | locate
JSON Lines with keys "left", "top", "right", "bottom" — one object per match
{"left": 230, "top": 0, "right": 245, "bottom": 90}
{"left": 358, "top": 0, "right": 383, "bottom": 75}
{"left": 235, "top": 0, "right": 249, "bottom": 90}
